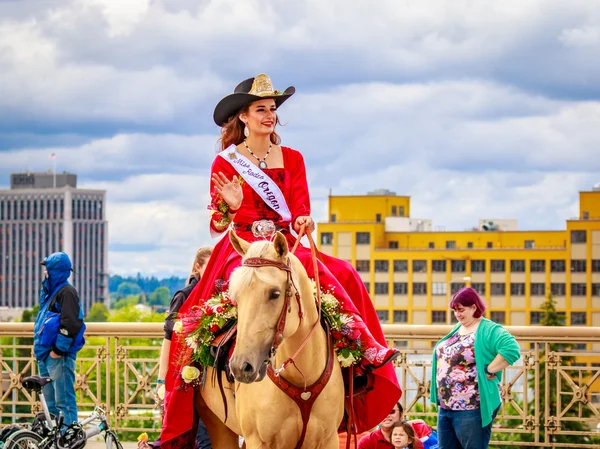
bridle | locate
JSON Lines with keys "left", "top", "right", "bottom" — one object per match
{"left": 240, "top": 225, "right": 323, "bottom": 376}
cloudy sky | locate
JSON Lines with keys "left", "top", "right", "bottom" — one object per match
{"left": 1, "top": 0, "right": 599, "bottom": 276}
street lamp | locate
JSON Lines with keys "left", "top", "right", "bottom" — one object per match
{"left": 446, "top": 276, "right": 471, "bottom": 324}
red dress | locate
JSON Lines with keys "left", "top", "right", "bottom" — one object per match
{"left": 161, "top": 147, "right": 401, "bottom": 447}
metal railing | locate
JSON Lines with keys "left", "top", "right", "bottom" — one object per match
{"left": 1, "top": 323, "right": 600, "bottom": 447}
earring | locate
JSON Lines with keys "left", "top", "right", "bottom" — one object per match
{"left": 244, "top": 125, "right": 249, "bottom": 137}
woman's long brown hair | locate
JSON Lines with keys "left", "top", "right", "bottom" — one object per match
{"left": 218, "top": 103, "right": 282, "bottom": 151}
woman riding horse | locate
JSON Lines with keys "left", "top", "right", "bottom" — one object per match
{"left": 161, "top": 74, "right": 402, "bottom": 448}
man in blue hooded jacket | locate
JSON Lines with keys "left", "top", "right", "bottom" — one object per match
{"left": 33, "top": 252, "right": 85, "bottom": 426}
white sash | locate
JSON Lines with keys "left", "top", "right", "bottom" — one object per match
{"left": 218, "top": 146, "right": 292, "bottom": 222}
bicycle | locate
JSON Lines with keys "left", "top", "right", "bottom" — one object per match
{"left": 4, "top": 376, "right": 122, "bottom": 449}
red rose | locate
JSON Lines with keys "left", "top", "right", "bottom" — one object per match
{"left": 216, "top": 306, "right": 223, "bottom": 314}
{"left": 332, "top": 331, "right": 343, "bottom": 340}
{"left": 350, "top": 343, "right": 356, "bottom": 350}
{"left": 336, "top": 341, "right": 345, "bottom": 348}
{"left": 205, "top": 306, "right": 214, "bottom": 316}
{"left": 213, "top": 212, "right": 223, "bottom": 222}
{"left": 209, "top": 324, "right": 220, "bottom": 333}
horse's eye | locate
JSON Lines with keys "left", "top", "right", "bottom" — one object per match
{"left": 269, "top": 290, "right": 281, "bottom": 300}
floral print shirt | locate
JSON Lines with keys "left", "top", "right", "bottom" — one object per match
{"left": 436, "top": 332, "right": 480, "bottom": 410}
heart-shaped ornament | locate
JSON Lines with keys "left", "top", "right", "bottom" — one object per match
{"left": 300, "top": 391, "right": 311, "bottom": 401}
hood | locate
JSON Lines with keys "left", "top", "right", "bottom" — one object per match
{"left": 42, "top": 252, "right": 72, "bottom": 291}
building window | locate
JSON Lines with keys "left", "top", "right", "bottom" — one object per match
{"left": 491, "top": 260, "right": 505, "bottom": 272}
{"left": 571, "top": 260, "right": 586, "bottom": 272}
{"left": 391, "top": 206, "right": 397, "bottom": 216}
{"left": 551, "top": 283, "right": 566, "bottom": 296}
{"left": 571, "top": 283, "right": 586, "bottom": 296}
{"left": 524, "top": 240, "right": 535, "bottom": 249}
{"left": 432, "top": 282, "right": 447, "bottom": 295}
{"left": 432, "top": 260, "right": 446, "bottom": 272}
{"left": 583, "top": 211, "right": 589, "bottom": 220}
{"left": 376, "top": 310, "right": 389, "bottom": 323}
{"left": 467, "top": 242, "right": 473, "bottom": 248}
{"left": 451, "top": 283, "right": 465, "bottom": 294}
{"left": 399, "top": 206, "right": 405, "bottom": 217}
{"left": 375, "top": 282, "right": 389, "bottom": 295}
{"left": 393, "top": 310, "right": 408, "bottom": 323}
{"left": 356, "top": 260, "right": 370, "bottom": 272}
{"left": 487, "top": 241, "right": 493, "bottom": 248}
{"left": 592, "top": 260, "right": 600, "bottom": 272}
{"left": 393, "top": 260, "right": 408, "bottom": 272}
{"left": 530, "top": 312, "right": 543, "bottom": 325}
{"left": 571, "top": 230, "right": 586, "bottom": 243}
{"left": 389, "top": 241, "right": 399, "bottom": 249}
{"left": 376, "top": 213, "right": 382, "bottom": 223}
{"left": 551, "top": 260, "right": 566, "bottom": 272}
{"left": 413, "top": 283, "right": 427, "bottom": 295}
{"left": 432, "top": 311, "right": 447, "bottom": 323}
{"left": 374, "top": 260, "right": 389, "bottom": 272}
{"left": 531, "top": 283, "right": 545, "bottom": 296}
{"left": 395, "top": 341, "right": 408, "bottom": 349}
{"left": 530, "top": 260, "right": 546, "bottom": 273}
{"left": 413, "top": 260, "right": 427, "bottom": 273}
{"left": 592, "top": 284, "right": 600, "bottom": 296}
{"left": 510, "top": 283, "right": 525, "bottom": 296}
{"left": 490, "top": 283, "right": 505, "bottom": 295}
{"left": 446, "top": 240, "right": 456, "bottom": 249}
{"left": 571, "top": 312, "right": 587, "bottom": 326}
{"left": 393, "top": 283, "right": 408, "bottom": 294}
{"left": 356, "top": 232, "right": 370, "bottom": 244}
{"left": 510, "top": 260, "right": 525, "bottom": 272}
{"left": 320, "top": 232, "right": 333, "bottom": 245}
{"left": 428, "top": 242, "right": 435, "bottom": 249}
{"left": 330, "top": 214, "right": 336, "bottom": 222}
{"left": 472, "top": 283, "right": 486, "bottom": 295}
{"left": 471, "top": 260, "right": 486, "bottom": 273}
{"left": 491, "top": 311, "right": 506, "bottom": 324}
{"left": 363, "top": 281, "right": 370, "bottom": 292}
{"left": 451, "top": 260, "right": 466, "bottom": 272}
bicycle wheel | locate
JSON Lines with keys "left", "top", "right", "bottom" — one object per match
{"left": 104, "top": 431, "right": 123, "bottom": 449}
{"left": 4, "top": 430, "right": 43, "bottom": 449}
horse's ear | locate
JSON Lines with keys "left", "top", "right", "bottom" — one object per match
{"left": 273, "top": 231, "right": 289, "bottom": 259}
{"left": 230, "top": 230, "right": 250, "bottom": 256}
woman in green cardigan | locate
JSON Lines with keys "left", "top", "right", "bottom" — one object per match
{"left": 430, "top": 287, "right": 520, "bottom": 449}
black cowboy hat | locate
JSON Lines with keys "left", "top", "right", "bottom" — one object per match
{"left": 213, "top": 74, "right": 295, "bottom": 126}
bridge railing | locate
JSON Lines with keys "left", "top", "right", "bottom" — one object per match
{"left": 1, "top": 323, "right": 600, "bottom": 447}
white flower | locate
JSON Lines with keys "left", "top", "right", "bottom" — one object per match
{"left": 185, "top": 336, "right": 199, "bottom": 351}
{"left": 338, "top": 352, "right": 357, "bottom": 368}
{"left": 339, "top": 314, "right": 353, "bottom": 325}
{"left": 181, "top": 366, "right": 200, "bottom": 383}
{"left": 173, "top": 320, "right": 183, "bottom": 334}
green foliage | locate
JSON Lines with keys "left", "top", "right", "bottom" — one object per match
{"left": 87, "top": 302, "right": 110, "bottom": 322}
{"left": 109, "top": 275, "right": 186, "bottom": 297}
{"left": 108, "top": 304, "right": 166, "bottom": 323}
{"left": 116, "top": 282, "right": 143, "bottom": 298}
{"left": 21, "top": 305, "right": 40, "bottom": 323}
{"left": 112, "top": 295, "right": 142, "bottom": 310}
{"left": 147, "top": 286, "right": 171, "bottom": 307}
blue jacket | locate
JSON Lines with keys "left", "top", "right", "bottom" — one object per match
{"left": 33, "top": 252, "right": 85, "bottom": 361}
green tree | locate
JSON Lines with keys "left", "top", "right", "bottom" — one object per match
{"left": 112, "top": 295, "right": 142, "bottom": 310}
{"left": 525, "top": 294, "right": 600, "bottom": 446}
{"left": 147, "top": 286, "right": 170, "bottom": 307}
{"left": 87, "top": 302, "right": 110, "bottom": 322}
{"left": 116, "top": 282, "right": 143, "bottom": 298}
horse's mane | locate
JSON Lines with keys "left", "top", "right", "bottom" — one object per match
{"left": 229, "top": 241, "right": 302, "bottom": 297}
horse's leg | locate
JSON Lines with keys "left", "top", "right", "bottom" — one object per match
{"left": 194, "top": 387, "right": 240, "bottom": 449}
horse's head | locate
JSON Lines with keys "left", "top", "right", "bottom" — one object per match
{"left": 228, "top": 230, "right": 303, "bottom": 384}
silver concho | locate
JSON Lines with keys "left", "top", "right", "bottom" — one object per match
{"left": 251, "top": 219, "right": 277, "bottom": 239}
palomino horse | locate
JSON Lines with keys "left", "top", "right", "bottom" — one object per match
{"left": 193, "top": 230, "right": 345, "bottom": 449}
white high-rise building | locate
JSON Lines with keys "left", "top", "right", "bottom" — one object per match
{"left": 0, "top": 172, "right": 108, "bottom": 313}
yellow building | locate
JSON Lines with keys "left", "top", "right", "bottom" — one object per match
{"left": 317, "top": 188, "right": 600, "bottom": 337}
